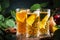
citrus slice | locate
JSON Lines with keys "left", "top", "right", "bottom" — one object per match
{"left": 53, "top": 26, "right": 58, "bottom": 32}
{"left": 39, "top": 14, "right": 49, "bottom": 29}
{"left": 16, "top": 10, "right": 27, "bottom": 23}
{"left": 27, "top": 14, "right": 36, "bottom": 25}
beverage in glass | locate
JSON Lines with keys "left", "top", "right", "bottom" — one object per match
{"left": 26, "top": 9, "right": 40, "bottom": 40}
{"left": 16, "top": 9, "right": 27, "bottom": 40}
{"left": 39, "top": 9, "right": 50, "bottom": 38}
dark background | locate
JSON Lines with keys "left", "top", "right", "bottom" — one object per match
{"left": 9, "top": 0, "right": 53, "bottom": 10}
{"left": 0, "top": 0, "right": 60, "bottom": 17}
{"left": 0, "top": 0, "right": 60, "bottom": 10}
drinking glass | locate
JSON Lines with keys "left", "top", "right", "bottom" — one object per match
{"left": 16, "top": 9, "right": 27, "bottom": 40}
{"left": 39, "top": 9, "right": 51, "bottom": 38}
{"left": 26, "top": 9, "right": 40, "bottom": 40}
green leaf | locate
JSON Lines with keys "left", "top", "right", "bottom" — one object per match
{"left": 6, "top": 19, "right": 15, "bottom": 27}
{"left": 56, "top": 25, "right": 60, "bottom": 29}
{"left": 0, "top": 21, "right": 2, "bottom": 27}
{"left": 40, "top": 2, "right": 48, "bottom": 7}
{"left": 11, "top": 10, "right": 16, "bottom": 19}
{"left": 0, "top": 15, "right": 4, "bottom": 21}
{"left": 30, "top": 4, "right": 41, "bottom": 11}
{"left": 30, "top": 2, "right": 48, "bottom": 11}
{"left": 0, "top": 21, "right": 7, "bottom": 29}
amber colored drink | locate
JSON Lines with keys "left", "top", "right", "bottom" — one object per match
{"left": 16, "top": 10, "right": 27, "bottom": 40}
{"left": 26, "top": 13, "right": 39, "bottom": 38}
{"left": 39, "top": 9, "right": 50, "bottom": 38}
{"left": 16, "top": 10, "right": 27, "bottom": 34}
{"left": 40, "top": 12, "right": 48, "bottom": 34}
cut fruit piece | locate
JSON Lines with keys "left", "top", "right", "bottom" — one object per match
{"left": 40, "top": 13, "right": 47, "bottom": 21}
{"left": 53, "top": 26, "right": 58, "bottom": 32}
{"left": 27, "top": 14, "right": 36, "bottom": 25}
{"left": 39, "top": 14, "right": 49, "bottom": 29}
{"left": 16, "top": 10, "right": 27, "bottom": 23}
{"left": 54, "top": 14, "right": 60, "bottom": 25}
{"left": 49, "top": 16, "right": 56, "bottom": 27}
{"left": 49, "top": 16, "right": 56, "bottom": 33}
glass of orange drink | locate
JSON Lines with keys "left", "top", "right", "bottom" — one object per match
{"left": 16, "top": 9, "right": 27, "bottom": 40}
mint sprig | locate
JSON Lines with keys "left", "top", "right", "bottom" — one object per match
{"left": 30, "top": 2, "right": 48, "bottom": 11}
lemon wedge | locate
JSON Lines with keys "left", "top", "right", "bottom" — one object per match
{"left": 39, "top": 14, "right": 49, "bottom": 29}
{"left": 27, "top": 14, "right": 36, "bottom": 25}
{"left": 53, "top": 26, "right": 58, "bottom": 32}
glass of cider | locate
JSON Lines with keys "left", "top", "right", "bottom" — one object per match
{"left": 39, "top": 9, "right": 51, "bottom": 38}
{"left": 16, "top": 9, "right": 27, "bottom": 40}
{"left": 26, "top": 9, "right": 40, "bottom": 40}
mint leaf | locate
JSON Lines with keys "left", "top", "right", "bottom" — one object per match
{"left": 30, "top": 2, "right": 48, "bottom": 11}
{"left": 30, "top": 4, "right": 41, "bottom": 11}
{"left": 6, "top": 19, "right": 15, "bottom": 27}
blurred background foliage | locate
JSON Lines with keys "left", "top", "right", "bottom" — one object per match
{"left": 0, "top": 0, "right": 16, "bottom": 29}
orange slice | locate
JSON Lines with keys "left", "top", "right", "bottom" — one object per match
{"left": 16, "top": 10, "right": 27, "bottom": 23}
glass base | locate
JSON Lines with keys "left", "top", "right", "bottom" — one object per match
{"left": 26, "top": 37, "right": 39, "bottom": 40}
{"left": 16, "top": 34, "right": 26, "bottom": 40}
{"left": 39, "top": 34, "right": 51, "bottom": 39}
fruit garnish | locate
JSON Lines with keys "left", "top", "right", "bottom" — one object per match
{"left": 49, "top": 16, "right": 56, "bottom": 27}
{"left": 27, "top": 14, "right": 36, "bottom": 25}
{"left": 49, "top": 16, "right": 56, "bottom": 33}
{"left": 54, "top": 14, "right": 60, "bottom": 25}
{"left": 53, "top": 25, "right": 60, "bottom": 33}
{"left": 39, "top": 14, "right": 49, "bottom": 29}
{"left": 53, "top": 26, "right": 58, "bottom": 32}
{"left": 16, "top": 10, "right": 27, "bottom": 23}
{"left": 30, "top": 2, "right": 48, "bottom": 11}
